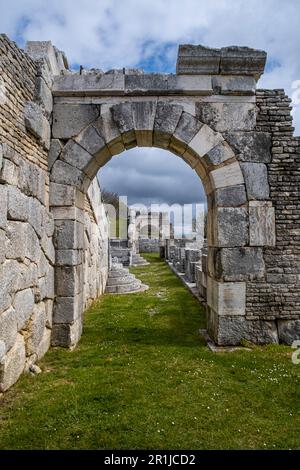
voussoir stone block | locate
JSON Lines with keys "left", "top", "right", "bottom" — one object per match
{"left": 24, "top": 101, "right": 50, "bottom": 149}
{"left": 215, "top": 207, "right": 248, "bottom": 247}
{"left": 111, "top": 102, "right": 136, "bottom": 148}
{"left": 51, "top": 160, "right": 87, "bottom": 189}
{"left": 0, "top": 333, "right": 26, "bottom": 392}
{"left": 240, "top": 162, "right": 270, "bottom": 200}
{"left": 210, "top": 161, "right": 244, "bottom": 190}
{"left": 225, "top": 131, "right": 271, "bottom": 163}
{"left": 94, "top": 110, "right": 124, "bottom": 155}
{"left": 173, "top": 111, "right": 203, "bottom": 145}
{"left": 52, "top": 103, "right": 99, "bottom": 139}
{"left": 188, "top": 124, "right": 224, "bottom": 157}
{"left": 153, "top": 102, "right": 183, "bottom": 148}
{"left": 60, "top": 139, "right": 93, "bottom": 172}
{"left": 249, "top": 201, "right": 276, "bottom": 246}
{"left": 204, "top": 141, "right": 234, "bottom": 167}
{"left": 132, "top": 101, "right": 157, "bottom": 146}
{"left": 277, "top": 319, "right": 300, "bottom": 345}
{"left": 209, "top": 247, "right": 265, "bottom": 281}
{"left": 75, "top": 123, "right": 106, "bottom": 157}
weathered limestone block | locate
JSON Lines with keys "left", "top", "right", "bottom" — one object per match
{"left": 55, "top": 265, "right": 82, "bottom": 297}
{"left": 53, "top": 295, "right": 82, "bottom": 324}
{"left": 51, "top": 319, "right": 82, "bottom": 348}
{"left": 0, "top": 184, "right": 7, "bottom": 229}
{"left": 53, "top": 72, "right": 125, "bottom": 95}
{"left": 209, "top": 247, "right": 265, "bottom": 281}
{"left": 51, "top": 160, "right": 88, "bottom": 190}
{"left": 207, "top": 276, "right": 246, "bottom": 315}
{"left": 172, "top": 111, "right": 203, "bottom": 146}
{"left": 204, "top": 141, "right": 234, "bottom": 167}
{"left": 35, "top": 77, "right": 53, "bottom": 118}
{"left": 208, "top": 313, "right": 278, "bottom": 346}
{"left": 153, "top": 102, "right": 183, "bottom": 148}
{"left": 196, "top": 101, "right": 256, "bottom": 132}
{"left": 111, "top": 102, "right": 136, "bottom": 148}
{"left": 49, "top": 183, "right": 85, "bottom": 209}
{"left": 75, "top": 123, "right": 106, "bottom": 156}
{"left": 60, "top": 140, "right": 93, "bottom": 172}
{"left": 36, "top": 328, "right": 51, "bottom": 360}
{"left": 132, "top": 101, "right": 157, "bottom": 146}
{"left": 167, "top": 74, "right": 213, "bottom": 94}
{"left": 0, "top": 159, "right": 19, "bottom": 186}
{"left": 212, "top": 76, "right": 256, "bottom": 95}
{"left": 8, "top": 222, "right": 40, "bottom": 263}
{"left": 0, "top": 260, "right": 23, "bottom": 314}
{"left": 240, "top": 162, "right": 270, "bottom": 200}
{"left": 210, "top": 161, "right": 244, "bottom": 190}
{"left": 249, "top": 201, "right": 276, "bottom": 246}
{"left": 7, "top": 185, "right": 29, "bottom": 221}
{"left": 48, "top": 139, "right": 63, "bottom": 170}
{"left": 220, "top": 46, "right": 267, "bottom": 79}
{"left": 213, "top": 184, "right": 247, "bottom": 207}
{"left": 13, "top": 288, "right": 35, "bottom": 330}
{"left": 94, "top": 110, "right": 124, "bottom": 155}
{"left": 52, "top": 104, "right": 99, "bottom": 139}
{"left": 40, "top": 232, "right": 55, "bottom": 265}
{"left": 0, "top": 229, "right": 5, "bottom": 263}
{"left": 24, "top": 101, "right": 50, "bottom": 149}
{"left": 0, "top": 333, "right": 26, "bottom": 392}
{"left": 54, "top": 220, "right": 84, "bottom": 250}
{"left": 176, "top": 45, "right": 221, "bottom": 74}
{"left": 56, "top": 249, "right": 83, "bottom": 266}
{"left": 0, "top": 143, "right": 3, "bottom": 170}
{"left": 23, "top": 302, "right": 46, "bottom": 355}
{"left": 125, "top": 74, "right": 168, "bottom": 93}
{"left": 0, "top": 306, "right": 17, "bottom": 353}
{"left": 225, "top": 131, "right": 271, "bottom": 163}
{"left": 278, "top": 320, "right": 300, "bottom": 345}
{"left": 26, "top": 40, "right": 67, "bottom": 76}
{"left": 215, "top": 207, "right": 248, "bottom": 247}
{"left": 188, "top": 124, "right": 224, "bottom": 157}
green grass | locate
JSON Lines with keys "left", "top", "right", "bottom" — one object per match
{"left": 0, "top": 253, "right": 299, "bottom": 449}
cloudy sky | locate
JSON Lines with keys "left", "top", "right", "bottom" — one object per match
{"left": 1, "top": 0, "right": 299, "bottom": 205}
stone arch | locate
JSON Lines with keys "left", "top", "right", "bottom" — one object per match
{"left": 49, "top": 100, "right": 274, "bottom": 348}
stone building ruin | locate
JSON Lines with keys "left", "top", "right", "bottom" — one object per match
{"left": 0, "top": 35, "right": 300, "bottom": 391}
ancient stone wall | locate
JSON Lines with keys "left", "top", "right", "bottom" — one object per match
{"left": 138, "top": 238, "right": 160, "bottom": 253}
{"left": 0, "top": 36, "right": 109, "bottom": 390}
{"left": 0, "top": 35, "right": 54, "bottom": 391}
{"left": 246, "top": 89, "right": 300, "bottom": 342}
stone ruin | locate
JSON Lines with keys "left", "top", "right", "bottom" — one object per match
{"left": 0, "top": 35, "right": 300, "bottom": 391}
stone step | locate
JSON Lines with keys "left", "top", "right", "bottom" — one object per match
{"left": 106, "top": 274, "right": 136, "bottom": 286}
{"left": 108, "top": 268, "right": 130, "bottom": 277}
{"left": 105, "top": 280, "right": 142, "bottom": 294}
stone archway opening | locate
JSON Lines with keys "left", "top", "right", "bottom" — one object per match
{"left": 49, "top": 99, "right": 267, "bottom": 349}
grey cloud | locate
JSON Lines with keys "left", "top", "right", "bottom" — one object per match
{"left": 98, "top": 148, "right": 205, "bottom": 206}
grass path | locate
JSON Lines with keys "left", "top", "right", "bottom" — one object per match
{"left": 0, "top": 253, "right": 299, "bottom": 449}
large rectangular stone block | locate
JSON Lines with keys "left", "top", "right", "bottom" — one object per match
{"left": 60, "top": 140, "right": 92, "bottom": 172}
{"left": 249, "top": 201, "right": 276, "bottom": 246}
{"left": 49, "top": 183, "right": 85, "bottom": 209}
{"left": 52, "top": 103, "right": 99, "bottom": 139}
{"left": 212, "top": 76, "right": 256, "bottom": 95}
{"left": 196, "top": 101, "right": 256, "bottom": 132}
{"left": 225, "top": 131, "right": 271, "bottom": 163}
{"left": 24, "top": 101, "right": 50, "bottom": 149}
{"left": 0, "top": 333, "right": 25, "bottom": 392}
{"left": 54, "top": 219, "right": 84, "bottom": 250}
{"left": 153, "top": 102, "right": 183, "bottom": 148}
{"left": 51, "top": 318, "right": 83, "bottom": 348}
{"left": 209, "top": 247, "right": 265, "bottom": 281}
{"left": 176, "top": 45, "right": 221, "bottom": 74}
{"left": 214, "top": 184, "right": 247, "bottom": 207}
{"left": 55, "top": 265, "right": 83, "bottom": 296}
{"left": 13, "top": 287, "right": 35, "bottom": 330}
{"left": 210, "top": 162, "right": 244, "bottom": 190}
{"left": 53, "top": 73, "right": 125, "bottom": 96}
{"left": 214, "top": 207, "right": 248, "bottom": 247}
{"left": 240, "top": 162, "right": 270, "bottom": 200}
{"left": 53, "top": 295, "right": 82, "bottom": 324}
{"left": 207, "top": 276, "right": 246, "bottom": 316}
